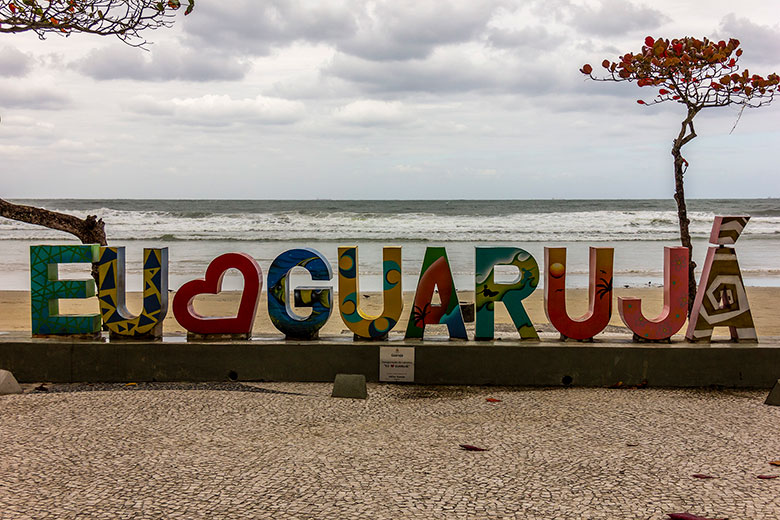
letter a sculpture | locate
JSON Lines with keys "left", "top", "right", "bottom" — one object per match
{"left": 686, "top": 216, "right": 757, "bottom": 342}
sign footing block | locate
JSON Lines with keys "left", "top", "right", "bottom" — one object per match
{"left": 765, "top": 379, "right": 780, "bottom": 406}
{"left": 0, "top": 369, "right": 23, "bottom": 395}
{"left": 186, "top": 332, "right": 251, "bottom": 342}
{"left": 331, "top": 374, "right": 367, "bottom": 399}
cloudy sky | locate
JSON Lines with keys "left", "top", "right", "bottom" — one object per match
{"left": 1, "top": 0, "right": 778, "bottom": 199}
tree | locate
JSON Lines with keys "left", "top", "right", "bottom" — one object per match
{"left": 0, "top": 0, "right": 194, "bottom": 46}
{"left": 580, "top": 36, "right": 780, "bottom": 312}
{"left": 0, "top": 0, "right": 194, "bottom": 249}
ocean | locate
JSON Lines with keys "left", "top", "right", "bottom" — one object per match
{"left": 1, "top": 198, "right": 779, "bottom": 292}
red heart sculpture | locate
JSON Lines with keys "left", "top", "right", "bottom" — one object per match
{"left": 173, "top": 252, "right": 262, "bottom": 335}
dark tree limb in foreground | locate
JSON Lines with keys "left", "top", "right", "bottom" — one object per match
{"left": 0, "top": 199, "right": 107, "bottom": 245}
{"left": 0, "top": 198, "right": 106, "bottom": 284}
{"left": 581, "top": 36, "right": 780, "bottom": 313}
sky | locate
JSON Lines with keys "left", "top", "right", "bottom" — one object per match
{"left": 1, "top": 0, "right": 779, "bottom": 200}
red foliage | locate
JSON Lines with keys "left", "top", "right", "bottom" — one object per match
{"left": 580, "top": 36, "right": 780, "bottom": 110}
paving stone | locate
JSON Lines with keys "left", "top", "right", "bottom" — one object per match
{"left": 0, "top": 383, "right": 778, "bottom": 518}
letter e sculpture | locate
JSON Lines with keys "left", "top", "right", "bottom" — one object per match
{"left": 30, "top": 244, "right": 101, "bottom": 336}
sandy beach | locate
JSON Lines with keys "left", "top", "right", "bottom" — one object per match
{"left": 2, "top": 287, "right": 778, "bottom": 338}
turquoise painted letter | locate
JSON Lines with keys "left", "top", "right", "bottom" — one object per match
{"left": 30, "top": 244, "right": 101, "bottom": 335}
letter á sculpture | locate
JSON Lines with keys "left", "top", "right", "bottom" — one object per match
{"left": 686, "top": 216, "right": 757, "bottom": 342}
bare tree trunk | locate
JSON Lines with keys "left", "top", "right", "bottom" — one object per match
{"left": 670, "top": 107, "right": 700, "bottom": 314}
{"left": 0, "top": 198, "right": 107, "bottom": 283}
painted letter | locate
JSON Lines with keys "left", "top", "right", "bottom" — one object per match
{"left": 475, "top": 247, "right": 539, "bottom": 340}
{"left": 405, "top": 247, "right": 467, "bottom": 339}
{"left": 686, "top": 216, "right": 757, "bottom": 342}
{"left": 173, "top": 252, "right": 262, "bottom": 338}
{"left": 338, "top": 246, "right": 403, "bottom": 339}
{"left": 619, "top": 247, "right": 688, "bottom": 341}
{"left": 30, "top": 244, "right": 101, "bottom": 336}
{"left": 268, "top": 248, "right": 333, "bottom": 340}
{"left": 98, "top": 247, "right": 169, "bottom": 338}
{"left": 544, "top": 247, "right": 613, "bottom": 341}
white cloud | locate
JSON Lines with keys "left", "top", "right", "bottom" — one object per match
{"left": 73, "top": 45, "right": 250, "bottom": 81}
{"left": 718, "top": 14, "right": 780, "bottom": 66}
{"left": 569, "top": 0, "right": 668, "bottom": 36}
{"left": 334, "top": 100, "right": 412, "bottom": 126}
{"left": 0, "top": 46, "right": 33, "bottom": 77}
{"left": 326, "top": 46, "right": 555, "bottom": 95}
{"left": 126, "top": 94, "right": 306, "bottom": 126}
{"left": 338, "top": 0, "right": 507, "bottom": 61}
{"left": 182, "top": 0, "right": 359, "bottom": 54}
{"left": 0, "top": 85, "right": 71, "bottom": 110}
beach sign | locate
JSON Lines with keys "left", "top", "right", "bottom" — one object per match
{"left": 544, "top": 247, "right": 614, "bottom": 341}
{"left": 338, "top": 246, "right": 403, "bottom": 340}
{"left": 28, "top": 216, "right": 758, "bottom": 343}
{"left": 619, "top": 247, "right": 688, "bottom": 341}
{"left": 686, "top": 216, "right": 757, "bottom": 342}
{"left": 172, "top": 252, "right": 261, "bottom": 339}
{"left": 475, "top": 247, "right": 539, "bottom": 340}
{"left": 99, "top": 247, "right": 169, "bottom": 339}
{"left": 267, "top": 248, "right": 333, "bottom": 340}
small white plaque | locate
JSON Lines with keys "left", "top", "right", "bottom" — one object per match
{"left": 379, "top": 346, "right": 415, "bottom": 382}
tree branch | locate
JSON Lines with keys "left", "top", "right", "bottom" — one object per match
{"left": 0, "top": 199, "right": 106, "bottom": 245}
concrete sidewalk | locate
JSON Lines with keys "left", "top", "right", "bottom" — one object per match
{"left": 1, "top": 383, "right": 778, "bottom": 519}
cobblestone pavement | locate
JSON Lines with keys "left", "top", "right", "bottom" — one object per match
{"left": 1, "top": 383, "right": 779, "bottom": 519}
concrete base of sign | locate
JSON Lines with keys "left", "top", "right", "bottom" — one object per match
{"left": 0, "top": 334, "right": 779, "bottom": 388}
{"left": 765, "top": 379, "right": 780, "bottom": 406}
{"left": 187, "top": 332, "right": 251, "bottom": 341}
{"left": 0, "top": 369, "right": 23, "bottom": 395}
{"left": 331, "top": 374, "right": 367, "bottom": 399}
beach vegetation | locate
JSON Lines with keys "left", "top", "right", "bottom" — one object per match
{"left": 581, "top": 36, "right": 780, "bottom": 312}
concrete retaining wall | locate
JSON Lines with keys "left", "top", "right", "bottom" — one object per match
{"left": 1, "top": 335, "right": 779, "bottom": 388}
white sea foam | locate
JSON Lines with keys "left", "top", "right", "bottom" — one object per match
{"left": 2, "top": 199, "right": 778, "bottom": 290}
{"left": 1, "top": 206, "right": 778, "bottom": 242}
